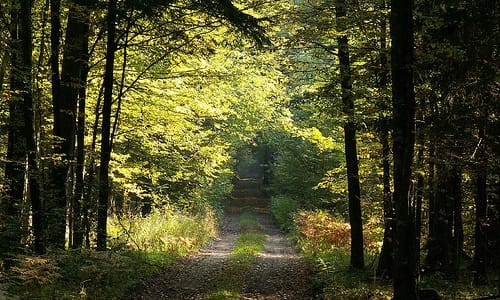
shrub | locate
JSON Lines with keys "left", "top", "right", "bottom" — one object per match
{"left": 294, "top": 210, "right": 351, "bottom": 254}
{"left": 270, "top": 195, "right": 300, "bottom": 230}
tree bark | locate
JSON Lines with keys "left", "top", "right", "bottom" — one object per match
{"left": 473, "top": 119, "right": 488, "bottom": 285}
{"left": 1, "top": 0, "right": 29, "bottom": 257}
{"left": 414, "top": 99, "right": 425, "bottom": 276}
{"left": 390, "top": 0, "right": 417, "bottom": 298}
{"left": 66, "top": 3, "right": 90, "bottom": 249}
{"left": 376, "top": 0, "right": 394, "bottom": 278}
{"left": 47, "top": 0, "right": 67, "bottom": 249}
{"left": 335, "top": 0, "right": 364, "bottom": 269}
{"left": 97, "top": 0, "right": 118, "bottom": 251}
{"left": 19, "top": 0, "right": 44, "bottom": 255}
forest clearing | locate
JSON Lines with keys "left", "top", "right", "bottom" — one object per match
{"left": 0, "top": 0, "right": 498, "bottom": 299}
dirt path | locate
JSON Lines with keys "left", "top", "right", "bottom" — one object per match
{"left": 128, "top": 178, "right": 320, "bottom": 300}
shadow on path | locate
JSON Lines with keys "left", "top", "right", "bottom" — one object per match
{"left": 128, "top": 177, "right": 320, "bottom": 300}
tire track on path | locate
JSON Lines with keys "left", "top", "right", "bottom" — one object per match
{"left": 128, "top": 177, "right": 320, "bottom": 299}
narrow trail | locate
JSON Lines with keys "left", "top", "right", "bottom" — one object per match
{"left": 129, "top": 177, "right": 320, "bottom": 300}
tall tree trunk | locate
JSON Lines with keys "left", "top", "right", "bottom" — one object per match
{"left": 20, "top": 0, "right": 44, "bottom": 255}
{"left": 450, "top": 165, "right": 463, "bottom": 280}
{"left": 60, "top": 2, "right": 90, "bottom": 249}
{"left": 0, "top": 50, "right": 8, "bottom": 91}
{"left": 414, "top": 99, "right": 425, "bottom": 277}
{"left": 47, "top": 0, "right": 67, "bottom": 249}
{"left": 390, "top": 0, "right": 417, "bottom": 298}
{"left": 84, "top": 85, "right": 104, "bottom": 248}
{"left": 377, "top": 117, "right": 394, "bottom": 278}
{"left": 97, "top": 0, "right": 118, "bottom": 251}
{"left": 473, "top": 118, "right": 488, "bottom": 285}
{"left": 67, "top": 4, "right": 90, "bottom": 248}
{"left": 1, "top": 0, "right": 28, "bottom": 258}
{"left": 335, "top": 0, "right": 364, "bottom": 269}
{"left": 425, "top": 160, "right": 451, "bottom": 272}
{"left": 376, "top": 0, "right": 393, "bottom": 278}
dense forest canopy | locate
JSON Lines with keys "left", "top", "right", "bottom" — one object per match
{"left": 0, "top": 0, "right": 498, "bottom": 298}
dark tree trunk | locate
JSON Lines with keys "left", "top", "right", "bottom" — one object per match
{"left": 20, "top": 0, "right": 44, "bottom": 255}
{"left": 425, "top": 160, "right": 463, "bottom": 277}
{"left": 473, "top": 119, "right": 488, "bottom": 285}
{"left": 414, "top": 100, "right": 425, "bottom": 276}
{"left": 0, "top": 50, "right": 8, "bottom": 91}
{"left": 390, "top": 0, "right": 417, "bottom": 298}
{"left": 335, "top": 0, "right": 364, "bottom": 270}
{"left": 450, "top": 165, "right": 463, "bottom": 280}
{"left": 1, "top": 0, "right": 28, "bottom": 257}
{"left": 377, "top": 117, "right": 394, "bottom": 278}
{"left": 83, "top": 85, "right": 104, "bottom": 248}
{"left": 425, "top": 160, "right": 452, "bottom": 272}
{"left": 47, "top": 0, "right": 67, "bottom": 249}
{"left": 376, "top": 0, "right": 394, "bottom": 277}
{"left": 97, "top": 0, "right": 118, "bottom": 251}
{"left": 60, "top": 2, "right": 90, "bottom": 249}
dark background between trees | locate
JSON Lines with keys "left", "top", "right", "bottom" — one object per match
{"left": 0, "top": 0, "right": 498, "bottom": 298}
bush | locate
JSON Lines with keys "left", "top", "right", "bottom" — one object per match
{"left": 270, "top": 195, "right": 300, "bottom": 230}
{"left": 294, "top": 210, "right": 351, "bottom": 254}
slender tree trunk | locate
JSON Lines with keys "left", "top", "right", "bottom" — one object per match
{"left": 450, "top": 165, "right": 463, "bottom": 280}
{"left": 425, "top": 159, "right": 451, "bottom": 272}
{"left": 73, "top": 79, "right": 87, "bottom": 248}
{"left": 0, "top": 50, "right": 8, "bottom": 91}
{"left": 376, "top": 0, "right": 394, "bottom": 277}
{"left": 473, "top": 119, "right": 488, "bottom": 285}
{"left": 97, "top": 0, "right": 118, "bottom": 251}
{"left": 390, "top": 0, "right": 417, "bottom": 298}
{"left": 414, "top": 99, "right": 425, "bottom": 277}
{"left": 377, "top": 117, "right": 394, "bottom": 278}
{"left": 47, "top": 0, "right": 67, "bottom": 249}
{"left": 19, "top": 0, "right": 44, "bottom": 255}
{"left": 1, "top": 0, "right": 28, "bottom": 258}
{"left": 83, "top": 84, "right": 104, "bottom": 248}
{"left": 335, "top": 0, "right": 364, "bottom": 269}
{"left": 59, "top": 2, "right": 90, "bottom": 249}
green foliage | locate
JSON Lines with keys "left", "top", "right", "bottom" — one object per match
{"left": 270, "top": 195, "right": 300, "bottom": 230}
{"left": 265, "top": 126, "right": 344, "bottom": 209}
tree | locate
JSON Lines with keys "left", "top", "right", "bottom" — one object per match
{"left": 96, "top": 0, "right": 118, "bottom": 251}
{"left": 47, "top": 0, "right": 66, "bottom": 249}
{"left": 1, "top": 0, "right": 42, "bottom": 257}
{"left": 335, "top": 0, "right": 364, "bottom": 269}
{"left": 375, "top": 0, "right": 394, "bottom": 278}
{"left": 390, "top": 0, "right": 417, "bottom": 298}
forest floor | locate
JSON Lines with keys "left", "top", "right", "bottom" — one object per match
{"left": 127, "top": 177, "right": 321, "bottom": 299}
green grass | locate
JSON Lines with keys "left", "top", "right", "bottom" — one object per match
{"left": 205, "top": 212, "right": 265, "bottom": 300}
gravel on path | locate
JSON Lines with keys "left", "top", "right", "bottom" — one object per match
{"left": 127, "top": 178, "right": 321, "bottom": 300}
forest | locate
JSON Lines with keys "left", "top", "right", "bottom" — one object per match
{"left": 0, "top": 0, "right": 498, "bottom": 299}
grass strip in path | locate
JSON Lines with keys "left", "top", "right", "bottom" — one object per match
{"left": 205, "top": 212, "right": 265, "bottom": 300}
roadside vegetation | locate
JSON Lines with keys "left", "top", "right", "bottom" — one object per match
{"left": 271, "top": 197, "right": 498, "bottom": 299}
{"left": 1, "top": 208, "right": 217, "bottom": 299}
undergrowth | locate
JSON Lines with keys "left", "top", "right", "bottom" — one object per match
{"left": 0, "top": 208, "right": 217, "bottom": 299}
{"left": 108, "top": 208, "right": 217, "bottom": 253}
{"left": 270, "top": 195, "right": 498, "bottom": 299}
